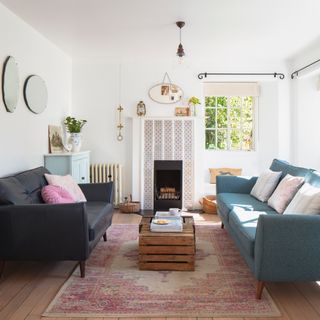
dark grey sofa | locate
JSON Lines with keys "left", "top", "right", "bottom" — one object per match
{"left": 0, "top": 166, "right": 114, "bottom": 277}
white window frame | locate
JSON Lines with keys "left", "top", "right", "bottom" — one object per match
{"left": 205, "top": 95, "right": 256, "bottom": 151}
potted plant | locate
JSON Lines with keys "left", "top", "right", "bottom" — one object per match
{"left": 188, "top": 96, "right": 201, "bottom": 116}
{"left": 64, "top": 116, "right": 87, "bottom": 152}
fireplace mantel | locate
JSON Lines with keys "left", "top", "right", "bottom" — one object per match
{"left": 131, "top": 117, "right": 195, "bottom": 210}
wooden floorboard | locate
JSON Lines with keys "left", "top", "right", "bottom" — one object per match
{"left": 0, "top": 212, "right": 320, "bottom": 320}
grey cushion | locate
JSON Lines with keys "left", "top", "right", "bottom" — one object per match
{"left": 229, "top": 209, "right": 277, "bottom": 257}
{"left": 270, "top": 159, "right": 311, "bottom": 180}
{"left": 86, "top": 202, "right": 113, "bottom": 241}
{"left": 217, "top": 193, "right": 273, "bottom": 222}
{"left": 0, "top": 167, "right": 49, "bottom": 205}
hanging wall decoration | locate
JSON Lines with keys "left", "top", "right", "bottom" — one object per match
{"left": 148, "top": 72, "right": 183, "bottom": 104}
{"left": 24, "top": 75, "right": 48, "bottom": 114}
{"left": 2, "top": 56, "right": 19, "bottom": 113}
{"left": 136, "top": 100, "right": 146, "bottom": 116}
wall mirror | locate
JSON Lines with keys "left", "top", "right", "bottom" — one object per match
{"left": 149, "top": 72, "right": 183, "bottom": 104}
{"left": 2, "top": 56, "right": 19, "bottom": 113}
{"left": 24, "top": 75, "right": 48, "bottom": 114}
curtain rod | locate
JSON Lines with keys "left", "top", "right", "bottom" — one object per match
{"left": 197, "top": 72, "right": 285, "bottom": 80}
{"left": 291, "top": 58, "right": 320, "bottom": 79}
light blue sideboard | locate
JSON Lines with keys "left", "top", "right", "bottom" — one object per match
{"left": 44, "top": 151, "right": 90, "bottom": 184}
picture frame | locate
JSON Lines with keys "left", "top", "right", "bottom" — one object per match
{"left": 175, "top": 107, "right": 190, "bottom": 117}
{"left": 48, "top": 125, "right": 64, "bottom": 153}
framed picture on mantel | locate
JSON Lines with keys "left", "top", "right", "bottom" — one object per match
{"left": 175, "top": 107, "right": 190, "bottom": 116}
{"left": 48, "top": 125, "right": 64, "bottom": 153}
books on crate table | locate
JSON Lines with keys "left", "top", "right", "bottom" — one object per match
{"left": 155, "top": 211, "right": 181, "bottom": 218}
{"left": 150, "top": 215, "right": 183, "bottom": 232}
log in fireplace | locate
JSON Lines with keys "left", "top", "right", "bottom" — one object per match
{"left": 154, "top": 160, "right": 182, "bottom": 211}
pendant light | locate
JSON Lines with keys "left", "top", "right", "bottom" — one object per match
{"left": 176, "top": 21, "right": 185, "bottom": 58}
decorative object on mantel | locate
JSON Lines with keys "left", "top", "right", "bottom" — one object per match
{"left": 117, "top": 105, "right": 124, "bottom": 141}
{"left": 119, "top": 195, "right": 140, "bottom": 213}
{"left": 188, "top": 96, "right": 201, "bottom": 116}
{"left": 2, "top": 56, "right": 19, "bottom": 113}
{"left": 48, "top": 125, "right": 64, "bottom": 153}
{"left": 149, "top": 72, "right": 183, "bottom": 104}
{"left": 175, "top": 107, "right": 189, "bottom": 116}
{"left": 136, "top": 100, "right": 146, "bottom": 116}
{"left": 176, "top": 21, "right": 186, "bottom": 60}
{"left": 24, "top": 75, "right": 48, "bottom": 113}
{"left": 64, "top": 116, "right": 87, "bottom": 152}
{"left": 291, "top": 58, "right": 320, "bottom": 79}
{"left": 197, "top": 72, "right": 285, "bottom": 80}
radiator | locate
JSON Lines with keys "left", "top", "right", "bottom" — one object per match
{"left": 90, "top": 163, "right": 123, "bottom": 205}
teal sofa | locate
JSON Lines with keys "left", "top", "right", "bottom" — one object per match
{"left": 216, "top": 159, "right": 320, "bottom": 299}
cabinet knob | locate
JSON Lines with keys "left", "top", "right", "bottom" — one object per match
{"left": 81, "top": 177, "right": 85, "bottom": 180}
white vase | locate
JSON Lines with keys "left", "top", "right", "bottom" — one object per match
{"left": 69, "top": 133, "right": 82, "bottom": 152}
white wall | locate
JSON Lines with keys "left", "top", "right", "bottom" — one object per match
{"left": 73, "top": 58, "right": 288, "bottom": 205}
{"left": 289, "top": 40, "right": 320, "bottom": 171}
{"left": 0, "top": 3, "right": 72, "bottom": 176}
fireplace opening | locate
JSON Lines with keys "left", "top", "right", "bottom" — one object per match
{"left": 154, "top": 160, "right": 182, "bottom": 211}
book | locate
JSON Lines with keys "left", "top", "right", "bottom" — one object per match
{"left": 150, "top": 216, "right": 183, "bottom": 232}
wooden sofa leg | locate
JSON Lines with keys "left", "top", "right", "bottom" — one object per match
{"left": 79, "top": 261, "right": 85, "bottom": 278}
{"left": 103, "top": 232, "right": 107, "bottom": 242}
{"left": 221, "top": 222, "right": 224, "bottom": 229}
{"left": 256, "top": 281, "right": 265, "bottom": 299}
{"left": 0, "top": 260, "right": 5, "bottom": 277}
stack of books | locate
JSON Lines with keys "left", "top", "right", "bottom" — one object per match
{"left": 150, "top": 212, "right": 183, "bottom": 232}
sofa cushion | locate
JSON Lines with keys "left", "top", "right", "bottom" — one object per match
{"left": 250, "top": 170, "right": 282, "bottom": 202}
{"left": 0, "top": 177, "right": 32, "bottom": 204}
{"left": 41, "top": 185, "right": 75, "bottom": 204}
{"left": 268, "top": 174, "right": 305, "bottom": 213}
{"left": 15, "top": 167, "right": 50, "bottom": 203}
{"left": 284, "top": 183, "right": 320, "bottom": 215}
{"left": 229, "top": 209, "right": 277, "bottom": 257}
{"left": 86, "top": 202, "right": 113, "bottom": 241}
{"left": 269, "top": 159, "right": 311, "bottom": 180}
{"left": 217, "top": 193, "right": 273, "bottom": 222}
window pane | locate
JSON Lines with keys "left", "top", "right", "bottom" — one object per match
{"left": 217, "top": 108, "right": 227, "bottom": 128}
{"left": 205, "top": 108, "right": 216, "bottom": 128}
{"left": 230, "top": 130, "right": 241, "bottom": 150}
{"left": 242, "top": 129, "right": 253, "bottom": 151}
{"left": 205, "top": 130, "right": 216, "bottom": 149}
{"left": 217, "top": 97, "right": 227, "bottom": 108}
{"left": 230, "top": 108, "right": 241, "bottom": 128}
{"left": 205, "top": 96, "right": 216, "bottom": 108}
{"left": 217, "top": 130, "right": 227, "bottom": 150}
{"left": 230, "top": 96, "right": 241, "bottom": 108}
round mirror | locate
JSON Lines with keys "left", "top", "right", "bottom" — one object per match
{"left": 24, "top": 75, "right": 48, "bottom": 114}
{"left": 2, "top": 56, "right": 19, "bottom": 113}
{"left": 149, "top": 82, "right": 183, "bottom": 104}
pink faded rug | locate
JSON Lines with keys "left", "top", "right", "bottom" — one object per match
{"left": 44, "top": 223, "right": 280, "bottom": 318}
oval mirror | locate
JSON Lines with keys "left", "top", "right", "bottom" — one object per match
{"left": 2, "top": 56, "right": 19, "bottom": 113}
{"left": 149, "top": 82, "right": 183, "bottom": 104}
{"left": 24, "top": 75, "right": 48, "bottom": 114}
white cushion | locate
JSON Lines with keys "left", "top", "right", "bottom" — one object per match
{"left": 44, "top": 173, "right": 87, "bottom": 202}
{"left": 268, "top": 174, "right": 304, "bottom": 213}
{"left": 284, "top": 183, "right": 320, "bottom": 215}
{"left": 250, "top": 170, "right": 282, "bottom": 202}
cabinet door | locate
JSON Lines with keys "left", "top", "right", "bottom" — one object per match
{"left": 72, "top": 157, "right": 89, "bottom": 184}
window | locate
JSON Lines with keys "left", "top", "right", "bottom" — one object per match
{"left": 205, "top": 95, "right": 255, "bottom": 151}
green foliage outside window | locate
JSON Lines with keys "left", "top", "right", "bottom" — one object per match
{"left": 205, "top": 96, "right": 254, "bottom": 151}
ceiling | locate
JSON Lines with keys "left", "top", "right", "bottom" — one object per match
{"left": 1, "top": 0, "right": 320, "bottom": 61}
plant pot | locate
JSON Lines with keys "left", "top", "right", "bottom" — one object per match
{"left": 69, "top": 133, "right": 82, "bottom": 152}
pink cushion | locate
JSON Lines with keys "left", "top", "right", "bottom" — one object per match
{"left": 268, "top": 174, "right": 305, "bottom": 213}
{"left": 44, "top": 174, "right": 87, "bottom": 202}
{"left": 41, "top": 185, "right": 75, "bottom": 204}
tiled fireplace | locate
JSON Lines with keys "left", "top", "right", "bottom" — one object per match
{"left": 141, "top": 118, "right": 194, "bottom": 210}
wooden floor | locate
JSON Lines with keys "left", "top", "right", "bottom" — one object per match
{"left": 1, "top": 212, "right": 320, "bottom": 320}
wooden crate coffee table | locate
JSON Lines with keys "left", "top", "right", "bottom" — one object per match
{"left": 139, "top": 216, "right": 195, "bottom": 271}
